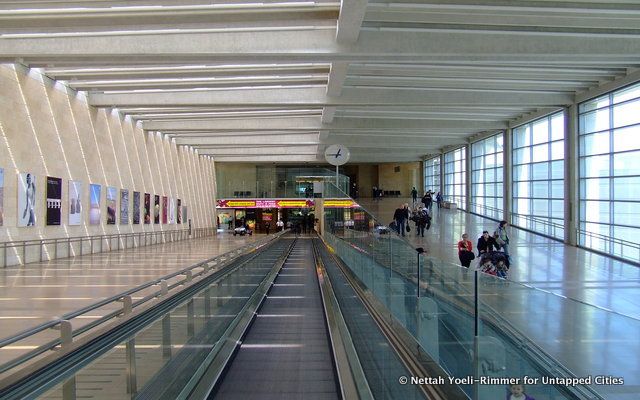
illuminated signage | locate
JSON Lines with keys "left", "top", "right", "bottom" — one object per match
{"left": 324, "top": 199, "right": 360, "bottom": 208}
{"left": 217, "top": 199, "right": 314, "bottom": 209}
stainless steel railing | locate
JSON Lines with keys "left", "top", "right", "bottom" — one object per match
{"left": 0, "top": 227, "right": 216, "bottom": 268}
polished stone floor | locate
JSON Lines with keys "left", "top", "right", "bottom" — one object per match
{"left": 358, "top": 197, "right": 640, "bottom": 320}
{"left": 0, "top": 233, "right": 265, "bottom": 342}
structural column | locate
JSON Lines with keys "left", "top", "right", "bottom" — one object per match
{"left": 465, "top": 143, "right": 472, "bottom": 212}
{"left": 565, "top": 105, "right": 579, "bottom": 246}
{"left": 503, "top": 128, "right": 512, "bottom": 223}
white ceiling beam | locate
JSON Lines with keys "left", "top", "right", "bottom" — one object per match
{"left": 4, "top": 29, "right": 640, "bottom": 64}
{"left": 321, "top": 106, "right": 337, "bottom": 124}
{"left": 175, "top": 133, "right": 319, "bottom": 146}
{"left": 89, "top": 86, "right": 572, "bottom": 107}
{"left": 143, "top": 116, "right": 507, "bottom": 131}
{"left": 336, "top": 0, "right": 368, "bottom": 43}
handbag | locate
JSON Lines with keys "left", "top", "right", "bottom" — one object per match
{"left": 406, "top": 224, "right": 411, "bottom": 232}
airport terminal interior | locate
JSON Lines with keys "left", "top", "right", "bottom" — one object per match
{"left": 0, "top": 1, "right": 640, "bottom": 399}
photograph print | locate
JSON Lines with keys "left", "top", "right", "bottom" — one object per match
{"left": 133, "top": 191, "right": 140, "bottom": 224}
{"left": 177, "top": 198, "right": 182, "bottom": 224}
{"left": 162, "top": 196, "right": 168, "bottom": 224}
{"left": 69, "top": 180, "right": 82, "bottom": 225}
{"left": 144, "top": 193, "right": 151, "bottom": 224}
{"left": 0, "top": 167, "right": 4, "bottom": 226}
{"left": 154, "top": 195, "right": 160, "bottom": 224}
{"left": 89, "top": 184, "right": 101, "bottom": 225}
{"left": 46, "top": 176, "right": 62, "bottom": 226}
{"left": 169, "top": 197, "right": 175, "bottom": 224}
{"left": 106, "top": 187, "right": 117, "bottom": 225}
{"left": 120, "top": 189, "right": 129, "bottom": 225}
{"left": 18, "top": 172, "right": 36, "bottom": 227}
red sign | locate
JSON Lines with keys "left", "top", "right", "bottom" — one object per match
{"left": 217, "top": 199, "right": 314, "bottom": 209}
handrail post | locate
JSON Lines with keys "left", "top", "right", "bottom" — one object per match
{"left": 184, "top": 270, "right": 193, "bottom": 283}
{"left": 119, "top": 295, "right": 133, "bottom": 316}
{"left": 160, "top": 280, "right": 168, "bottom": 296}
{"left": 22, "top": 241, "right": 26, "bottom": 266}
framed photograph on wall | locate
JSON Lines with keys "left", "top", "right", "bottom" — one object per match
{"left": 18, "top": 172, "right": 36, "bottom": 227}
{"left": 89, "top": 184, "right": 101, "bottom": 225}
{"left": 133, "top": 191, "right": 140, "bottom": 224}
{"left": 46, "top": 176, "right": 62, "bottom": 226}
{"left": 106, "top": 187, "right": 117, "bottom": 225}
{"left": 154, "top": 195, "right": 160, "bottom": 224}
{"left": 162, "top": 196, "right": 168, "bottom": 224}
{"left": 169, "top": 197, "right": 175, "bottom": 224}
{"left": 120, "top": 189, "right": 129, "bottom": 225}
{"left": 177, "top": 198, "right": 182, "bottom": 224}
{"left": 0, "top": 168, "right": 4, "bottom": 227}
{"left": 144, "top": 193, "right": 151, "bottom": 224}
{"left": 69, "top": 180, "right": 82, "bottom": 225}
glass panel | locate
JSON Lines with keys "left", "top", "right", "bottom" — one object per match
{"left": 613, "top": 126, "right": 640, "bottom": 153}
{"left": 513, "top": 125, "right": 530, "bottom": 148}
{"left": 496, "top": 134, "right": 504, "bottom": 151}
{"left": 551, "top": 180, "right": 564, "bottom": 198}
{"left": 532, "top": 162, "right": 549, "bottom": 180}
{"left": 532, "top": 119, "right": 549, "bottom": 144}
{"left": 580, "top": 131, "right": 610, "bottom": 156}
{"left": 472, "top": 156, "right": 482, "bottom": 170}
{"left": 515, "top": 198, "right": 530, "bottom": 214}
{"left": 472, "top": 170, "right": 482, "bottom": 184}
{"left": 513, "top": 164, "right": 530, "bottom": 181}
{"left": 550, "top": 140, "right": 564, "bottom": 160}
{"left": 532, "top": 181, "right": 549, "bottom": 197}
{"left": 613, "top": 151, "right": 640, "bottom": 176}
{"left": 486, "top": 184, "right": 496, "bottom": 197}
{"left": 612, "top": 225, "right": 640, "bottom": 245}
{"left": 613, "top": 202, "right": 640, "bottom": 226}
{"left": 584, "top": 201, "right": 610, "bottom": 223}
{"left": 612, "top": 99, "right": 640, "bottom": 128}
{"left": 579, "top": 94, "right": 609, "bottom": 113}
{"left": 532, "top": 199, "right": 548, "bottom": 215}
{"left": 613, "top": 177, "right": 640, "bottom": 201}
{"left": 532, "top": 144, "right": 549, "bottom": 163}
{"left": 513, "top": 147, "right": 530, "bottom": 164}
{"left": 613, "top": 82, "right": 640, "bottom": 104}
{"left": 484, "top": 154, "right": 496, "bottom": 168}
{"left": 550, "top": 112, "right": 565, "bottom": 140}
{"left": 485, "top": 168, "right": 495, "bottom": 182}
{"left": 582, "top": 178, "right": 610, "bottom": 200}
{"left": 515, "top": 181, "right": 529, "bottom": 198}
{"left": 581, "top": 154, "right": 610, "bottom": 178}
{"left": 551, "top": 200, "right": 564, "bottom": 219}
{"left": 580, "top": 109, "right": 610, "bottom": 134}
{"left": 550, "top": 160, "right": 564, "bottom": 179}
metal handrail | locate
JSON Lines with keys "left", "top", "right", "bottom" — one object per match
{"left": 0, "top": 227, "right": 216, "bottom": 268}
{"left": 0, "top": 230, "right": 285, "bottom": 376}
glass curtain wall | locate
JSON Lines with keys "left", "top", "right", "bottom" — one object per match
{"left": 443, "top": 147, "right": 466, "bottom": 209}
{"left": 471, "top": 134, "right": 504, "bottom": 220}
{"left": 424, "top": 156, "right": 441, "bottom": 194}
{"left": 511, "top": 112, "right": 565, "bottom": 239}
{"left": 578, "top": 82, "right": 640, "bottom": 260}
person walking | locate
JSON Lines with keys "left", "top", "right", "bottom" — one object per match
{"left": 411, "top": 187, "right": 418, "bottom": 204}
{"left": 265, "top": 222, "right": 271, "bottom": 235}
{"left": 457, "top": 233, "right": 475, "bottom": 268}
{"left": 416, "top": 207, "right": 427, "bottom": 237}
{"left": 436, "top": 192, "right": 443, "bottom": 209}
{"left": 276, "top": 219, "right": 284, "bottom": 231}
{"left": 495, "top": 220, "right": 511, "bottom": 261}
{"left": 393, "top": 203, "right": 408, "bottom": 237}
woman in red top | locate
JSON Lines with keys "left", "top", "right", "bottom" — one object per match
{"left": 457, "top": 233, "right": 474, "bottom": 268}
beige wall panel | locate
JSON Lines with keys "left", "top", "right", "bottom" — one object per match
{"left": 0, "top": 64, "right": 216, "bottom": 265}
{"left": 378, "top": 162, "right": 422, "bottom": 197}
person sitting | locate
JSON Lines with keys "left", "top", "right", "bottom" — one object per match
{"left": 477, "top": 231, "right": 498, "bottom": 255}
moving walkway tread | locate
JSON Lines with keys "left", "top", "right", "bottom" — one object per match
{"left": 211, "top": 238, "right": 340, "bottom": 400}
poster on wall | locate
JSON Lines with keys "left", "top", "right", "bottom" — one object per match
{"left": 69, "top": 180, "right": 82, "bottom": 225}
{"left": 120, "top": 189, "right": 129, "bottom": 225}
{"left": 106, "top": 187, "right": 117, "bottom": 225}
{"left": 169, "top": 197, "right": 175, "bottom": 224}
{"left": 133, "top": 191, "right": 140, "bottom": 224}
{"left": 46, "top": 176, "right": 62, "bottom": 226}
{"left": 144, "top": 193, "right": 151, "bottom": 224}
{"left": 162, "top": 196, "right": 168, "bottom": 224}
{"left": 18, "top": 172, "right": 36, "bottom": 227}
{"left": 0, "top": 168, "right": 4, "bottom": 227}
{"left": 218, "top": 211, "right": 232, "bottom": 228}
{"left": 89, "top": 184, "right": 101, "bottom": 225}
{"left": 154, "top": 195, "right": 160, "bottom": 224}
{"left": 177, "top": 199, "right": 182, "bottom": 224}
{"left": 182, "top": 206, "right": 188, "bottom": 225}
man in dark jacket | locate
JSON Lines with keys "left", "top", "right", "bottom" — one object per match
{"left": 393, "top": 204, "right": 409, "bottom": 236}
{"left": 477, "top": 231, "right": 498, "bottom": 255}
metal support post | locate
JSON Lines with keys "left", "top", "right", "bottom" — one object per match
{"left": 126, "top": 339, "right": 137, "bottom": 396}
{"left": 162, "top": 314, "right": 172, "bottom": 360}
{"left": 187, "top": 299, "right": 195, "bottom": 337}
